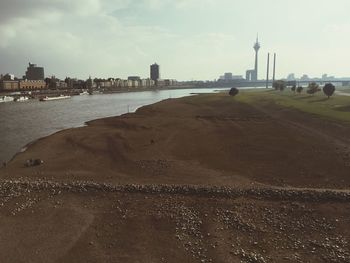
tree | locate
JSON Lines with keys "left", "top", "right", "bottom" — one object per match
{"left": 229, "top": 88, "right": 239, "bottom": 97}
{"left": 296, "top": 86, "right": 303, "bottom": 94}
{"left": 273, "top": 80, "right": 286, "bottom": 91}
{"left": 291, "top": 85, "right": 296, "bottom": 92}
{"left": 307, "top": 82, "right": 320, "bottom": 95}
{"left": 323, "top": 83, "right": 335, "bottom": 99}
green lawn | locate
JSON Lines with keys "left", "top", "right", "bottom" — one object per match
{"left": 236, "top": 88, "right": 350, "bottom": 122}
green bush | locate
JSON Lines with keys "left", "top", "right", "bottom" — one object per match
{"left": 229, "top": 88, "right": 239, "bottom": 97}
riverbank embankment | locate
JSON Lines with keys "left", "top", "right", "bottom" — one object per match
{"left": 1, "top": 90, "right": 350, "bottom": 262}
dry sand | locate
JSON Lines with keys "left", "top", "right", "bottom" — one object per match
{"left": 0, "top": 93, "right": 350, "bottom": 262}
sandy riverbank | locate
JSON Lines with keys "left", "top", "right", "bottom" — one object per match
{"left": 0, "top": 92, "right": 350, "bottom": 262}
{"left": 2, "top": 92, "right": 350, "bottom": 189}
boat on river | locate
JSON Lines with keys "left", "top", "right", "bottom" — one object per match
{"left": 0, "top": 96, "right": 14, "bottom": 103}
{"left": 39, "top": 95, "right": 71, "bottom": 102}
{"left": 79, "top": 91, "right": 89, "bottom": 95}
{"left": 14, "top": 96, "right": 29, "bottom": 102}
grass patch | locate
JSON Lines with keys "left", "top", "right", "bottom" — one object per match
{"left": 235, "top": 89, "right": 350, "bottom": 122}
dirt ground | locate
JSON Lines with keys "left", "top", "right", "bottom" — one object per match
{"left": 1, "top": 93, "right": 350, "bottom": 262}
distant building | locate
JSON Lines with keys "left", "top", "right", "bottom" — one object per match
{"left": 64, "top": 77, "right": 74, "bottom": 89}
{"left": 164, "top": 79, "right": 177, "bottom": 86}
{"left": 126, "top": 76, "right": 140, "bottom": 87}
{"left": 232, "top": 75, "right": 244, "bottom": 80}
{"left": 115, "top": 79, "right": 123, "bottom": 88}
{"left": 2, "top": 74, "right": 15, "bottom": 81}
{"left": 322, "top": 74, "right": 335, "bottom": 81}
{"left": 125, "top": 80, "right": 133, "bottom": 87}
{"left": 156, "top": 79, "right": 177, "bottom": 87}
{"left": 300, "top": 74, "right": 309, "bottom": 81}
{"left": 1, "top": 79, "right": 45, "bottom": 91}
{"left": 141, "top": 78, "right": 156, "bottom": 87}
{"left": 150, "top": 63, "right": 160, "bottom": 82}
{"left": 224, "top": 73, "right": 233, "bottom": 80}
{"left": 95, "top": 79, "right": 113, "bottom": 88}
{"left": 128, "top": 76, "right": 141, "bottom": 81}
{"left": 19, "top": 80, "right": 46, "bottom": 90}
{"left": 47, "top": 77, "right": 68, "bottom": 89}
{"left": 0, "top": 80, "right": 19, "bottom": 91}
{"left": 246, "top": 70, "right": 256, "bottom": 81}
{"left": 25, "top": 63, "right": 45, "bottom": 80}
{"left": 219, "top": 73, "right": 244, "bottom": 82}
{"left": 86, "top": 77, "right": 94, "bottom": 90}
{"left": 287, "top": 73, "right": 296, "bottom": 81}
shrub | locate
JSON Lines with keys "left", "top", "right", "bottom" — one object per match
{"left": 296, "top": 86, "right": 303, "bottom": 94}
{"left": 229, "top": 88, "right": 239, "bottom": 97}
{"left": 291, "top": 85, "right": 296, "bottom": 92}
{"left": 273, "top": 80, "right": 286, "bottom": 91}
{"left": 307, "top": 82, "right": 320, "bottom": 95}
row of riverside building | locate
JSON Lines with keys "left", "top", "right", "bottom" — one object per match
{"left": 90, "top": 77, "right": 177, "bottom": 89}
{"left": 0, "top": 63, "right": 46, "bottom": 91}
{"left": 0, "top": 62, "right": 178, "bottom": 92}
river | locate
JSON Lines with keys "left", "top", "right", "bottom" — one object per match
{"left": 0, "top": 88, "right": 230, "bottom": 163}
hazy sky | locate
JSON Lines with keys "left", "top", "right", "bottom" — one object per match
{"left": 0, "top": 0, "right": 349, "bottom": 80}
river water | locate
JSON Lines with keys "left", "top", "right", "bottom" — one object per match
{"left": 0, "top": 88, "right": 229, "bottom": 163}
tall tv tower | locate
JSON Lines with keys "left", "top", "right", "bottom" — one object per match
{"left": 253, "top": 36, "right": 261, "bottom": 81}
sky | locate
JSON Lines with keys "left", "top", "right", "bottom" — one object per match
{"left": 0, "top": 0, "right": 349, "bottom": 81}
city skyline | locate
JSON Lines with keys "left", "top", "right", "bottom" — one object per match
{"left": 2, "top": 58, "right": 348, "bottom": 83}
{"left": 1, "top": 0, "right": 350, "bottom": 80}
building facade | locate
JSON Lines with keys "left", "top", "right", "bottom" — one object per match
{"left": 2, "top": 74, "right": 15, "bottom": 81}
{"left": 128, "top": 76, "right": 141, "bottom": 82}
{"left": 25, "top": 63, "right": 45, "bottom": 80}
{"left": 50, "top": 80, "right": 68, "bottom": 89}
{"left": 0, "top": 80, "right": 19, "bottom": 91}
{"left": 19, "top": 80, "right": 46, "bottom": 90}
{"left": 224, "top": 73, "right": 233, "bottom": 80}
{"left": 1, "top": 79, "right": 45, "bottom": 91}
{"left": 150, "top": 63, "right": 160, "bottom": 82}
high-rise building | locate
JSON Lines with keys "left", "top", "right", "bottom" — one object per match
{"left": 25, "top": 63, "right": 44, "bottom": 80}
{"left": 150, "top": 63, "right": 160, "bottom": 82}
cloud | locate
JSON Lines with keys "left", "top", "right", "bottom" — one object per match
{"left": 0, "top": 0, "right": 350, "bottom": 80}
{"left": 0, "top": 0, "right": 171, "bottom": 77}
{"left": 142, "top": 0, "right": 215, "bottom": 9}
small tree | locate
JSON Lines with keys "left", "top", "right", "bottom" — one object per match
{"left": 273, "top": 80, "right": 286, "bottom": 91}
{"left": 296, "top": 86, "right": 303, "bottom": 94}
{"left": 307, "top": 82, "right": 320, "bottom": 95}
{"left": 291, "top": 85, "right": 296, "bottom": 92}
{"left": 323, "top": 83, "right": 335, "bottom": 99}
{"left": 229, "top": 88, "right": 239, "bottom": 97}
